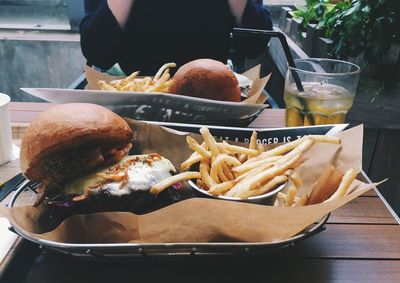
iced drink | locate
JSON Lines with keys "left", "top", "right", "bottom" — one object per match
{"left": 284, "top": 59, "right": 360, "bottom": 127}
{"left": 284, "top": 82, "right": 355, "bottom": 126}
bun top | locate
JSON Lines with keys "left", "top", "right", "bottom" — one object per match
{"left": 171, "top": 59, "right": 241, "bottom": 102}
{"left": 20, "top": 103, "right": 132, "bottom": 179}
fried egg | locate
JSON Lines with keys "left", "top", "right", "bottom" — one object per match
{"left": 64, "top": 154, "right": 176, "bottom": 197}
{"left": 101, "top": 154, "right": 176, "bottom": 196}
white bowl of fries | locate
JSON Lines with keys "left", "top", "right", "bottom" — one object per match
{"left": 175, "top": 127, "right": 302, "bottom": 205}
{"left": 188, "top": 178, "right": 287, "bottom": 205}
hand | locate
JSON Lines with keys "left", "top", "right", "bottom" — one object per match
{"left": 107, "top": 0, "right": 135, "bottom": 28}
{"left": 227, "top": 0, "right": 247, "bottom": 26}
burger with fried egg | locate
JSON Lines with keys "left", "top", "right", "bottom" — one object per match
{"left": 20, "top": 103, "right": 180, "bottom": 214}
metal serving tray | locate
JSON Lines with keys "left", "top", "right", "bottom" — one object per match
{"left": 8, "top": 179, "right": 329, "bottom": 259}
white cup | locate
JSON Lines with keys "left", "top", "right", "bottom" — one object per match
{"left": 0, "top": 93, "right": 13, "bottom": 165}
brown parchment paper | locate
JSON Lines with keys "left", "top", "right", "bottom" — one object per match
{"left": 84, "top": 64, "right": 271, "bottom": 105}
{"left": 0, "top": 122, "right": 384, "bottom": 244}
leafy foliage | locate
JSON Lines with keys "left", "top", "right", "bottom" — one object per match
{"left": 290, "top": 0, "right": 400, "bottom": 63}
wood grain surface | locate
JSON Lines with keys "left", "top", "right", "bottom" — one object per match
{"left": 329, "top": 196, "right": 398, "bottom": 224}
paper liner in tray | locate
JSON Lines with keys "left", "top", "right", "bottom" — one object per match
{"left": 0, "top": 122, "right": 383, "bottom": 244}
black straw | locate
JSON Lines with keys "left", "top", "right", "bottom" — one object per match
{"left": 233, "top": 28, "right": 304, "bottom": 93}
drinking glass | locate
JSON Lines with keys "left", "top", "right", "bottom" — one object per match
{"left": 284, "top": 58, "right": 360, "bottom": 127}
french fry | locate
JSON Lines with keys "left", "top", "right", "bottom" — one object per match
{"left": 214, "top": 159, "right": 235, "bottom": 183}
{"left": 122, "top": 81, "right": 137, "bottom": 91}
{"left": 235, "top": 163, "right": 274, "bottom": 183}
{"left": 217, "top": 169, "right": 230, "bottom": 182}
{"left": 150, "top": 171, "right": 200, "bottom": 195}
{"left": 243, "top": 175, "right": 288, "bottom": 198}
{"left": 211, "top": 151, "right": 235, "bottom": 183}
{"left": 275, "top": 138, "right": 313, "bottom": 165}
{"left": 291, "top": 156, "right": 308, "bottom": 169}
{"left": 159, "top": 72, "right": 171, "bottom": 83}
{"left": 219, "top": 142, "right": 246, "bottom": 168}
{"left": 186, "top": 136, "right": 211, "bottom": 159}
{"left": 142, "top": 77, "right": 152, "bottom": 89}
{"left": 210, "top": 144, "right": 237, "bottom": 179}
{"left": 284, "top": 184, "right": 297, "bottom": 207}
{"left": 180, "top": 152, "right": 203, "bottom": 171}
{"left": 218, "top": 141, "right": 230, "bottom": 154}
{"left": 326, "top": 168, "right": 358, "bottom": 201}
{"left": 98, "top": 80, "right": 117, "bottom": 91}
{"left": 222, "top": 163, "right": 235, "bottom": 180}
{"left": 109, "top": 80, "right": 124, "bottom": 90}
{"left": 290, "top": 171, "right": 303, "bottom": 188}
{"left": 210, "top": 154, "right": 241, "bottom": 182}
{"left": 109, "top": 79, "right": 120, "bottom": 86}
{"left": 199, "top": 127, "right": 220, "bottom": 156}
{"left": 213, "top": 154, "right": 241, "bottom": 168}
{"left": 243, "top": 136, "right": 308, "bottom": 165}
{"left": 309, "top": 135, "right": 341, "bottom": 144}
{"left": 294, "top": 194, "right": 309, "bottom": 206}
{"left": 226, "top": 153, "right": 300, "bottom": 197}
{"left": 146, "top": 72, "right": 171, "bottom": 92}
{"left": 98, "top": 63, "right": 176, "bottom": 93}
{"left": 199, "top": 161, "right": 216, "bottom": 189}
{"left": 232, "top": 156, "right": 282, "bottom": 175}
{"left": 209, "top": 181, "right": 236, "bottom": 195}
{"left": 122, "top": 71, "right": 140, "bottom": 83}
{"left": 153, "top": 62, "right": 176, "bottom": 81}
{"left": 219, "top": 143, "right": 259, "bottom": 156}
{"left": 249, "top": 131, "right": 257, "bottom": 150}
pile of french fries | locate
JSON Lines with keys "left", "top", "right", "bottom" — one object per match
{"left": 150, "top": 127, "right": 358, "bottom": 207}
{"left": 98, "top": 63, "right": 176, "bottom": 93}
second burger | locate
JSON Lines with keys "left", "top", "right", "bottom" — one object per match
{"left": 171, "top": 58, "right": 242, "bottom": 102}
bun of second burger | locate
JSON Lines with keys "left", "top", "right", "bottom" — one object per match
{"left": 171, "top": 59, "right": 241, "bottom": 102}
{"left": 20, "top": 103, "right": 133, "bottom": 205}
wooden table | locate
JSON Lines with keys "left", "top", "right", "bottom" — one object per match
{"left": 1, "top": 106, "right": 400, "bottom": 283}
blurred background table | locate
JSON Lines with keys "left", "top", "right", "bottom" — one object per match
{"left": 1, "top": 106, "right": 400, "bottom": 283}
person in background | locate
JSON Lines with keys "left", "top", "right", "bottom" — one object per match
{"left": 80, "top": 0, "right": 272, "bottom": 75}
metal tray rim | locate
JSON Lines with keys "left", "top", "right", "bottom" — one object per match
{"left": 9, "top": 180, "right": 329, "bottom": 256}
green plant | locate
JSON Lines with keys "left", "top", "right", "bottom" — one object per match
{"left": 290, "top": 0, "right": 352, "bottom": 30}
{"left": 291, "top": 0, "right": 400, "bottom": 63}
